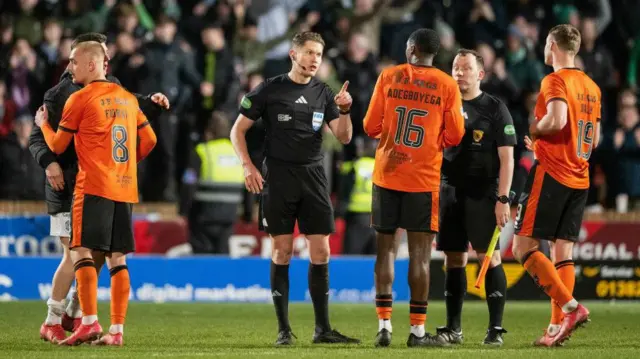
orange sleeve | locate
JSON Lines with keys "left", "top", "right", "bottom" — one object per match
{"left": 541, "top": 74, "right": 568, "bottom": 105}
{"left": 596, "top": 87, "right": 602, "bottom": 122}
{"left": 442, "top": 82, "right": 465, "bottom": 147}
{"left": 59, "top": 92, "right": 84, "bottom": 132}
{"left": 42, "top": 121, "right": 74, "bottom": 154}
{"left": 136, "top": 108, "right": 157, "bottom": 163}
{"left": 363, "top": 71, "right": 386, "bottom": 138}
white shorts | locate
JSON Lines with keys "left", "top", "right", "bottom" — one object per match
{"left": 50, "top": 212, "right": 71, "bottom": 238}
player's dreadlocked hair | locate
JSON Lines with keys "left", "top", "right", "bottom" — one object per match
{"left": 71, "top": 32, "right": 107, "bottom": 50}
{"left": 408, "top": 29, "right": 440, "bottom": 57}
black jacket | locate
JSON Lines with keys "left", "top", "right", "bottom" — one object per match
{"left": 28, "top": 71, "right": 163, "bottom": 214}
{"left": 0, "top": 132, "right": 45, "bottom": 200}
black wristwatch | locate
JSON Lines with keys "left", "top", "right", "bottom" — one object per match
{"left": 497, "top": 195, "right": 510, "bottom": 204}
{"left": 339, "top": 108, "right": 351, "bottom": 115}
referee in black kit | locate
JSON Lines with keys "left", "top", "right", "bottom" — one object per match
{"left": 435, "top": 49, "right": 516, "bottom": 346}
{"left": 230, "top": 32, "right": 360, "bottom": 346}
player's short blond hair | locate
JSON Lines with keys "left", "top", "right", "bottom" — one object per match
{"left": 73, "top": 41, "right": 106, "bottom": 61}
{"left": 549, "top": 24, "right": 581, "bottom": 54}
{"left": 292, "top": 32, "right": 325, "bottom": 48}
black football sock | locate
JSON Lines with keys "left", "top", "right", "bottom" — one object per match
{"left": 485, "top": 264, "right": 507, "bottom": 328}
{"left": 309, "top": 263, "right": 331, "bottom": 332}
{"left": 270, "top": 261, "right": 290, "bottom": 332}
{"left": 445, "top": 267, "right": 466, "bottom": 332}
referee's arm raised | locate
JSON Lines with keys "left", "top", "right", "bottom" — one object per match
{"left": 328, "top": 81, "right": 353, "bottom": 144}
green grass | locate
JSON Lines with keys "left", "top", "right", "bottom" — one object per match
{"left": 0, "top": 301, "right": 638, "bottom": 358}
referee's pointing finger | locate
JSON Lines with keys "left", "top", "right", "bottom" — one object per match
{"left": 339, "top": 81, "right": 349, "bottom": 94}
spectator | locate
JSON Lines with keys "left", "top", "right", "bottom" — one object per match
{"left": 133, "top": 15, "right": 206, "bottom": 202}
{"left": 504, "top": 23, "right": 544, "bottom": 93}
{"left": 13, "top": 0, "right": 41, "bottom": 46}
{"left": 0, "top": 80, "right": 17, "bottom": 137}
{"left": 197, "top": 23, "right": 239, "bottom": 121}
{"left": 611, "top": 99, "right": 640, "bottom": 212}
{"left": 0, "top": 113, "right": 45, "bottom": 200}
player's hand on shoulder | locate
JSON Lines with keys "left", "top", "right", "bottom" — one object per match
{"left": 334, "top": 81, "right": 352, "bottom": 112}
{"left": 150, "top": 93, "right": 170, "bottom": 110}
{"left": 243, "top": 162, "right": 264, "bottom": 194}
{"left": 35, "top": 104, "right": 48, "bottom": 128}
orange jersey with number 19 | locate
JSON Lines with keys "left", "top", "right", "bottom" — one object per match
{"left": 533, "top": 69, "right": 601, "bottom": 189}
{"left": 44, "top": 81, "right": 151, "bottom": 203}
{"left": 363, "top": 63, "right": 465, "bottom": 192}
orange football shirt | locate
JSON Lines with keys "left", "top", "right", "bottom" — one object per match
{"left": 363, "top": 63, "right": 465, "bottom": 192}
{"left": 533, "top": 68, "right": 601, "bottom": 189}
{"left": 45, "top": 81, "right": 151, "bottom": 203}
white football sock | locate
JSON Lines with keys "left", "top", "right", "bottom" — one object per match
{"left": 547, "top": 324, "right": 561, "bottom": 336}
{"left": 561, "top": 299, "right": 578, "bottom": 314}
{"left": 45, "top": 298, "right": 65, "bottom": 325}
{"left": 378, "top": 319, "right": 392, "bottom": 332}
{"left": 66, "top": 290, "right": 82, "bottom": 318}
{"left": 82, "top": 315, "right": 98, "bottom": 325}
{"left": 410, "top": 324, "right": 425, "bottom": 337}
{"left": 109, "top": 324, "right": 124, "bottom": 334}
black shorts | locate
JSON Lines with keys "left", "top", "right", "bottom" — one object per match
{"left": 70, "top": 193, "right": 135, "bottom": 253}
{"left": 371, "top": 184, "right": 439, "bottom": 233}
{"left": 437, "top": 181, "right": 498, "bottom": 253}
{"left": 259, "top": 159, "right": 334, "bottom": 236}
{"left": 514, "top": 162, "right": 587, "bottom": 242}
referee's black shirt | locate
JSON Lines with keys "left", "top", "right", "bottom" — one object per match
{"left": 442, "top": 92, "right": 517, "bottom": 187}
{"left": 239, "top": 74, "right": 340, "bottom": 165}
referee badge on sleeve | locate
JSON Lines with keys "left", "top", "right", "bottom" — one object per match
{"left": 312, "top": 112, "right": 324, "bottom": 131}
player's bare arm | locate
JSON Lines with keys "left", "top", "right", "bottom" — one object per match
{"left": 496, "top": 146, "right": 514, "bottom": 227}
{"left": 529, "top": 99, "right": 568, "bottom": 137}
{"left": 363, "top": 73, "right": 385, "bottom": 138}
{"left": 230, "top": 114, "right": 263, "bottom": 194}
{"left": 328, "top": 81, "right": 353, "bottom": 144}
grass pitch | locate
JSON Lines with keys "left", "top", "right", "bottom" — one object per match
{"left": 0, "top": 301, "right": 638, "bottom": 358}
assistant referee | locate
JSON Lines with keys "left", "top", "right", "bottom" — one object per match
{"left": 435, "top": 49, "right": 517, "bottom": 346}
{"left": 230, "top": 32, "right": 360, "bottom": 346}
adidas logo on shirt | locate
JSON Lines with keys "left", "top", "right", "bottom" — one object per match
{"left": 295, "top": 96, "right": 308, "bottom": 104}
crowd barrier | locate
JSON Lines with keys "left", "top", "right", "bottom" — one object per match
{"left": 1, "top": 256, "right": 638, "bottom": 302}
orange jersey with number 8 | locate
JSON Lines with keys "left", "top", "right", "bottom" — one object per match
{"left": 54, "top": 81, "right": 152, "bottom": 203}
{"left": 533, "top": 69, "right": 601, "bottom": 190}
{"left": 363, "top": 64, "right": 465, "bottom": 192}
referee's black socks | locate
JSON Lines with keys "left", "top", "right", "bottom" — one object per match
{"left": 270, "top": 261, "right": 291, "bottom": 332}
{"left": 309, "top": 263, "right": 331, "bottom": 332}
{"left": 445, "top": 267, "right": 466, "bottom": 332}
{"left": 485, "top": 264, "right": 507, "bottom": 328}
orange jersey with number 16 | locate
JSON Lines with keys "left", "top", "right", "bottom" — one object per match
{"left": 42, "top": 81, "right": 155, "bottom": 203}
{"left": 533, "top": 69, "right": 601, "bottom": 189}
{"left": 363, "top": 63, "right": 465, "bottom": 192}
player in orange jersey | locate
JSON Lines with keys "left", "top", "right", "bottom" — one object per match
{"left": 35, "top": 41, "right": 157, "bottom": 346}
{"left": 363, "top": 28, "right": 465, "bottom": 348}
{"left": 512, "top": 24, "right": 600, "bottom": 347}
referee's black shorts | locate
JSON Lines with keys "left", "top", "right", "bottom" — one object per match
{"left": 259, "top": 159, "right": 335, "bottom": 236}
{"left": 436, "top": 180, "right": 498, "bottom": 253}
